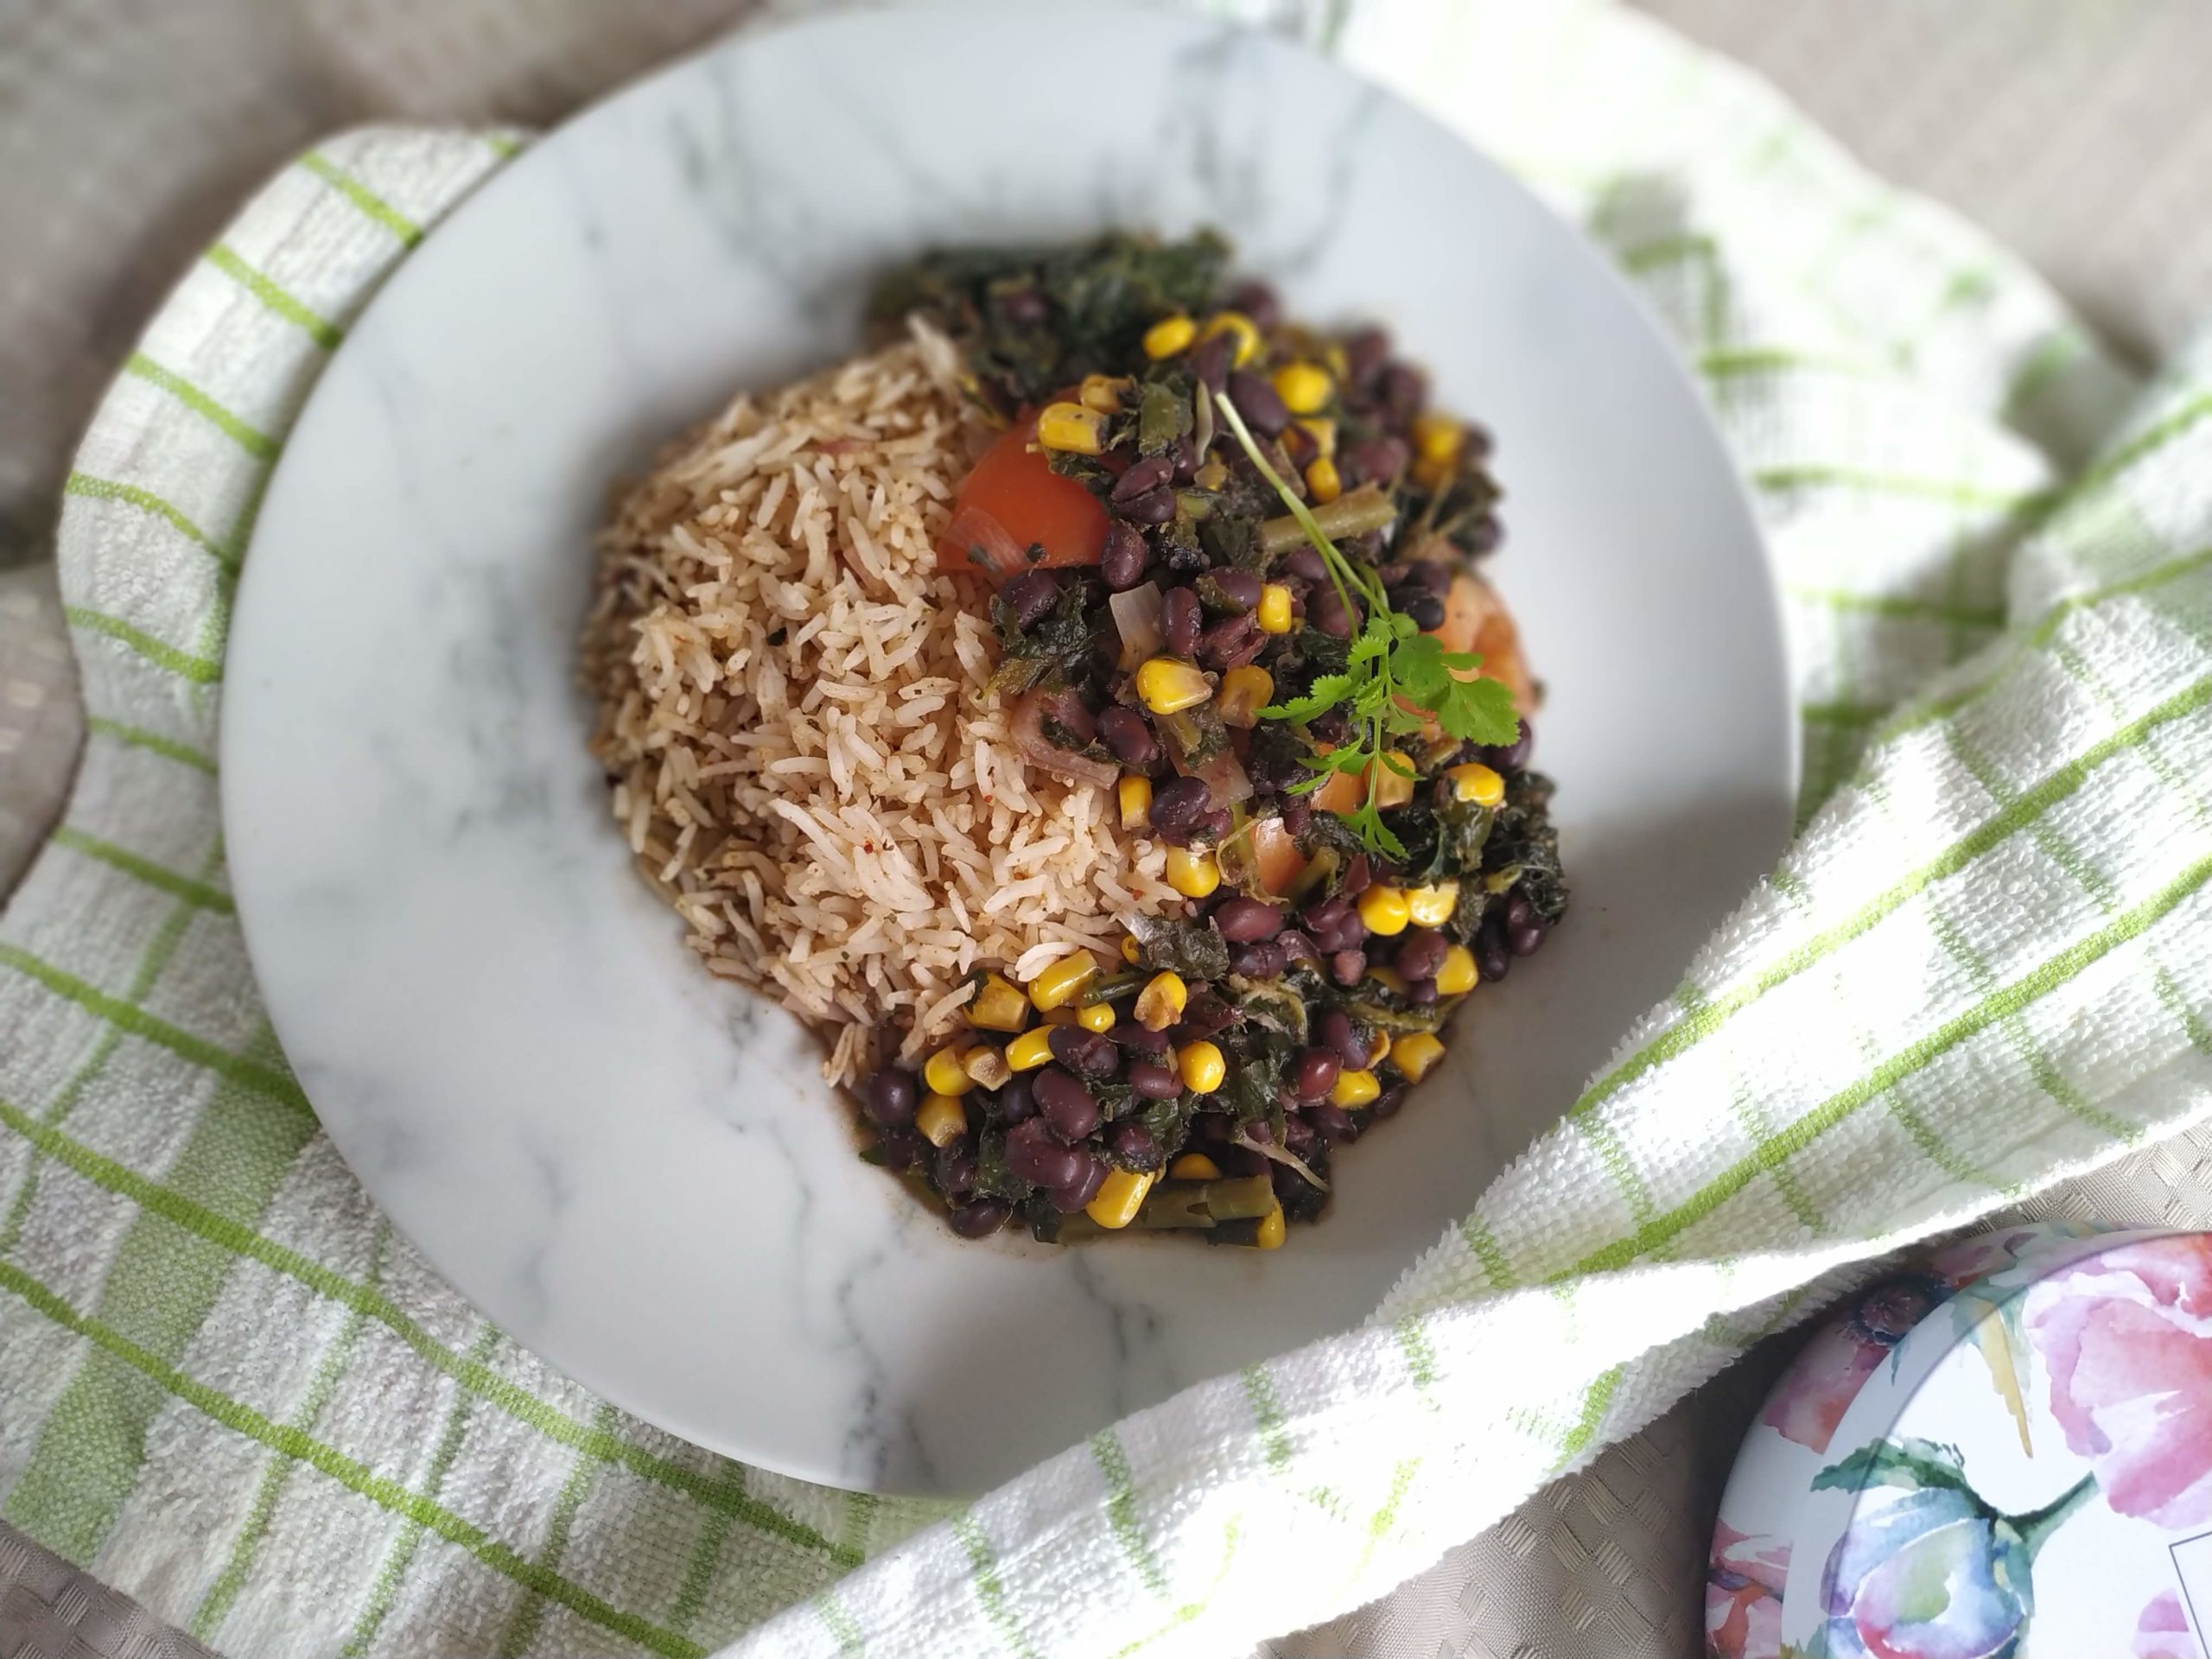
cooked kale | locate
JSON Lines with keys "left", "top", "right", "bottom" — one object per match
{"left": 1130, "top": 914, "right": 1231, "bottom": 981}
{"left": 1484, "top": 769, "right": 1568, "bottom": 924}
{"left": 988, "top": 581, "right": 1096, "bottom": 696}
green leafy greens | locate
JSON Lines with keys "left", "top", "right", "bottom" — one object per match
{"left": 1213, "top": 393, "right": 1519, "bottom": 859}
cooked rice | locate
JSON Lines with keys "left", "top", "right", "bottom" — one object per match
{"left": 585, "top": 319, "right": 1180, "bottom": 1084}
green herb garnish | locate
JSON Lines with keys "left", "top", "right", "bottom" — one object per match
{"left": 1214, "top": 394, "right": 1519, "bottom": 859}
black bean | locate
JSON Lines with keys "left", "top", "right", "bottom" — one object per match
{"left": 1108, "top": 1118, "right": 1161, "bottom": 1171}
{"left": 1004, "top": 1117, "right": 1082, "bottom": 1189}
{"left": 1307, "top": 589, "right": 1356, "bottom": 639}
{"left": 1315, "top": 913, "right": 1366, "bottom": 955}
{"left": 1163, "top": 586, "right": 1202, "bottom": 658}
{"left": 1404, "top": 594, "right": 1446, "bottom": 632}
{"left": 1344, "top": 327, "right": 1390, "bottom": 389}
{"left": 1230, "top": 940, "right": 1282, "bottom": 978}
{"left": 1413, "top": 558, "right": 1454, "bottom": 598}
{"left": 1210, "top": 569, "right": 1263, "bottom": 613}
{"left": 1294, "top": 1047, "right": 1342, "bottom": 1101}
{"left": 1345, "top": 435, "right": 1409, "bottom": 486}
{"left": 1370, "top": 1084, "right": 1409, "bottom": 1121}
{"left": 1341, "top": 854, "right": 1373, "bottom": 897}
{"left": 1197, "top": 613, "right": 1260, "bottom": 672}
{"left": 1465, "top": 423, "right": 1495, "bottom": 461}
{"left": 1305, "top": 1103, "right": 1360, "bottom": 1145}
{"left": 862, "top": 1068, "right": 918, "bottom": 1129}
{"left": 1151, "top": 775, "right": 1211, "bottom": 836}
{"left": 1169, "top": 435, "right": 1200, "bottom": 485}
{"left": 1508, "top": 919, "right": 1548, "bottom": 958}
{"left": 1302, "top": 894, "right": 1351, "bottom": 932}
{"left": 1190, "top": 331, "right": 1233, "bottom": 394}
{"left": 877, "top": 1127, "right": 926, "bottom": 1173}
{"left": 1035, "top": 1066, "right": 1100, "bottom": 1141}
{"left": 1212, "top": 896, "right": 1281, "bottom": 943}
{"left": 1119, "top": 486, "right": 1177, "bottom": 527}
{"left": 1037, "top": 688, "right": 1095, "bottom": 746}
{"left": 1503, "top": 890, "right": 1534, "bottom": 933}
{"left": 1048, "top": 1026, "right": 1121, "bottom": 1079}
{"left": 1467, "top": 512, "right": 1503, "bottom": 554}
{"left": 999, "top": 569, "right": 1060, "bottom": 630}
{"left": 1175, "top": 989, "right": 1237, "bottom": 1040}
{"left": 1113, "top": 1022, "right": 1173, "bottom": 1060}
{"left": 1101, "top": 522, "right": 1149, "bottom": 591}
{"left": 1112, "top": 454, "right": 1175, "bottom": 503}
{"left": 995, "top": 1074, "right": 1037, "bottom": 1125}
{"left": 1278, "top": 800, "right": 1311, "bottom": 836}
{"left": 1229, "top": 280, "right": 1281, "bottom": 330}
{"left": 1274, "top": 928, "right": 1318, "bottom": 966}
{"left": 1319, "top": 1010, "right": 1366, "bottom": 1074}
{"left": 1382, "top": 363, "right": 1426, "bottom": 426}
{"left": 1405, "top": 978, "right": 1439, "bottom": 1008}
{"left": 1225, "top": 369, "right": 1289, "bottom": 436}
{"left": 1051, "top": 1152, "right": 1110, "bottom": 1212}
{"left": 1329, "top": 950, "right": 1366, "bottom": 987}
{"left": 936, "top": 1141, "right": 978, "bottom": 1198}
{"left": 949, "top": 1198, "right": 1013, "bottom": 1238}
{"left": 1282, "top": 1114, "right": 1316, "bottom": 1156}
{"left": 997, "top": 288, "right": 1048, "bottom": 326}
{"left": 1096, "top": 705, "right": 1157, "bottom": 769}
{"left": 1217, "top": 1144, "right": 1268, "bottom": 1178}
{"left": 1192, "top": 1111, "right": 1234, "bottom": 1146}
{"left": 1244, "top": 1116, "right": 1276, "bottom": 1144}
{"left": 1128, "top": 1060, "right": 1182, "bottom": 1101}
{"left": 1282, "top": 547, "right": 1328, "bottom": 583}
{"left": 1477, "top": 721, "right": 1534, "bottom": 772}
{"left": 1395, "top": 928, "right": 1449, "bottom": 982}
{"left": 1475, "top": 920, "right": 1511, "bottom": 983}
{"left": 1199, "top": 805, "right": 1234, "bottom": 842}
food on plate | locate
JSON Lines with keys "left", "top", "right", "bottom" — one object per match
{"left": 585, "top": 232, "right": 1565, "bottom": 1247}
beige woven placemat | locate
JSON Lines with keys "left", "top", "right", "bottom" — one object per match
{"left": 6, "top": 4, "right": 2212, "bottom": 1656}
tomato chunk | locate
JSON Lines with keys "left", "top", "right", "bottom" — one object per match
{"left": 935, "top": 416, "right": 1109, "bottom": 579}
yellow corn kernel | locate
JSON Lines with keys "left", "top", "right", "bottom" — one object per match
{"left": 1118, "top": 773, "right": 1153, "bottom": 832}
{"left": 1006, "top": 1026, "right": 1058, "bottom": 1071}
{"left": 1143, "top": 314, "right": 1198, "bottom": 359}
{"left": 1365, "top": 964, "right": 1408, "bottom": 995}
{"left": 1079, "top": 373, "right": 1127, "bottom": 413}
{"left": 1200, "top": 309, "right": 1262, "bottom": 367}
{"left": 1323, "top": 342, "right": 1349, "bottom": 380}
{"left": 1446, "top": 762, "right": 1506, "bottom": 808}
{"left": 1218, "top": 665, "right": 1274, "bottom": 728}
{"left": 963, "top": 1046, "right": 1013, "bottom": 1090}
{"left": 968, "top": 971, "right": 1031, "bottom": 1033}
{"left": 1305, "top": 455, "right": 1342, "bottom": 504}
{"left": 1164, "top": 848, "right": 1221, "bottom": 899}
{"left": 1194, "top": 455, "right": 1229, "bottom": 492}
{"left": 1028, "top": 951, "right": 1098, "bottom": 1012}
{"left": 924, "top": 1046, "right": 974, "bottom": 1096}
{"left": 1044, "top": 1007, "right": 1081, "bottom": 1027}
{"left": 1412, "top": 411, "right": 1464, "bottom": 463}
{"left": 1135, "top": 657, "right": 1213, "bottom": 715}
{"left": 1297, "top": 416, "right": 1337, "bottom": 459}
{"left": 1255, "top": 1204, "right": 1287, "bottom": 1249}
{"left": 1373, "top": 749, "right": 1416, "bottom": 809}
{"left": 1086, "top": 1166, "right": 1156, "bottom": 1230}
{"left": 916, "top": 1093, "right": 968, "bottom": 1147}
{"left": 1330, "top": 1068, "right": 1381, "bottom": 1109}
{"left": 1121, "top": 932, "right": 1142, "bottom": 965}
{"left": 1134, "top": 970, "right": 1188, "bottom": 1031}
{"left": 1178, "top": 1039, "right": 1227, "bottom": 1094}
{"left": 1391, "top": 1032, "right": 1446, "bottom": 1084}
{"left": 1273, "top": 360, "right": 1333, "bottom": 416}
{"left": 1255, "top": 583, "right": 1294, "bottom": 634}
{"left": 1435, "top": 944, "right": 1478, "bottom": 996}
{"left": 1363, "top": 1030, "right": 1392, "bottom": 1069}
{"left": 1406, "top": 881, "right": 1461, "bottom": 928}
{"left": 1036, "top": 401, "right": 1108, "bottom": 454}
{"left": 1411, "top": 453, "right": 1453, "bottom": 493}
{"left": 1358, "top": 885, "right": 1411, "bottom": 937}
{"left": 1169, "top": 1152, "right": 1223, "bottom": 1181}
{"left": 1076, "top": 1000, "right": 1117, "bottom": 1033}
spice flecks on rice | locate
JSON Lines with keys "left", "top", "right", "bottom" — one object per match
{"left": 584, "top": 320, "right": 1179, "bottom": 1083}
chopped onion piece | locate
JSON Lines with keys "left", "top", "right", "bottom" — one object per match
{"left": 1109, "top": 582, "right": 1166, "bottom": 670}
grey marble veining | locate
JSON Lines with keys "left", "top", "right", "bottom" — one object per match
{"left": 221, "top": 3, "right": 1791, "bottom": 1493}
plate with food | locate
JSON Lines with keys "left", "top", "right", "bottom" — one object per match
{"left": 222, "top": 3, "right": 1795, "bottom": 1492}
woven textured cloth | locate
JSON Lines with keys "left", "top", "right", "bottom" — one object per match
{"left": 4, "top": 1, "right": 2211, "bottom": 1655}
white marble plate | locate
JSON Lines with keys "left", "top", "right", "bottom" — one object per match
{"left": 222, "top": 4, "right": 1796, "bottom": 1494}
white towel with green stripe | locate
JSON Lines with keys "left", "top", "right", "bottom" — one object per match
{"left": 4, "top": 2, "right": 2209, "bottom": 1656}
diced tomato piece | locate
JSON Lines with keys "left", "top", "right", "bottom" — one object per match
{"left": 1431, "top": 569, "right": 1535, "bottom": 713}
{"left": 1249, "top": 814, "right": 1307, "bottom": 895}
{"left": 934, "top": 416, "right": 1109, "bottom": 579}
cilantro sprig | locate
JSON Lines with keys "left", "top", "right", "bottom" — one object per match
{"left": 1214, "top": 393, "right": 1519, "bottom": 860}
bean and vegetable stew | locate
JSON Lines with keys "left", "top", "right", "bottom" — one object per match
{"left": 851, "top": 232, "right": 1567, "bottom": 1247}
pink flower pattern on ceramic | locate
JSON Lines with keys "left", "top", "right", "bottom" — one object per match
{"left": 1705, "top": 1523, "right": 1789, "bottom": 1659}
{"left": 2136, "top": 1592, "right": 2203, "bottom": 1659}
{"left": 2023, "top": 1235, "right": 2212, "bottom": 1528}
{"left": 1762, "top": 1274, "right": 1948, "bottom": 1453}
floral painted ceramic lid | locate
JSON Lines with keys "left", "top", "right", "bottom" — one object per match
{"left": 1709, "top": 1224, "right": 2212, "bottom": 1659}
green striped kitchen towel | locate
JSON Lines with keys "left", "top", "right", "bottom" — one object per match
{"left": 3, "top": 2, "right": 2208, "bottom": 1656}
